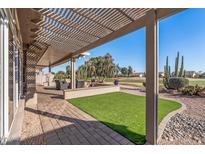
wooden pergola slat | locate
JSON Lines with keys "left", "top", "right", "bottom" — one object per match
{"left": 20, "top": 8, "right": 185, "bottom": 67}
{"left": 31, "top": 8, "right": 147, "bottom": 66}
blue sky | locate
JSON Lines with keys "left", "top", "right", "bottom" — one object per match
{"left": 45, "top": 9, "right": 205, "bottom": 74}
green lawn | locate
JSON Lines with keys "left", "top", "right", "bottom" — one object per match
{"left": 104, "top": 78, "right": 145, "bottom": 83}
{"left": 104, "top": 78, "right": 115, "bottom": 82}
{"left": 120, "top": 79, "right": 145, "bottom": 83}
{"left": 105, "top": 77, "right": 163, "bottom": 85}
{"left": 68, "top": 92, "right": 181, "bottom": 144}
{"left": 87, "top": 77, "right": 205, "bottom": 87}
{"left": 189, "top": 79, "right": 205, "bottom": 87}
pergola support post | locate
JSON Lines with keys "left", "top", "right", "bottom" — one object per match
{"left": 48, "top": 66, "right": 51, "bottom": 86}
{"left": 145, "top": 9, "right": 159, "bottom": 145}
{"left": 70, "top": 58, "right": 76, "bottom": 89}
{"left": 48, "top": 66, "right": 51, "bottom": 73}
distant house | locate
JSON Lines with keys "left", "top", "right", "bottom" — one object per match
{"left": 36, "top": 69, "right": 55, "bottom": 86}
{"left": 133, "top": 72, "right": 145, "bottom": 78}
{"left": 36, "top": 69, "right": 46, "bottom": 85}
{"left": 185, "top": 71, "right": 196, "bottom": 78}
{"left": 159, "top": 72, "right": 165, "bottom": 78}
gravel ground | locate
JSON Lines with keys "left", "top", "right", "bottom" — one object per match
{"left": 120, "top": 85, "right": 205, "bottom": 145}
{"left": 159, "top": 93, "right": 205, "bottom": 145}
{"left": 158, "top": 113, "right": 205, "bottom": 145}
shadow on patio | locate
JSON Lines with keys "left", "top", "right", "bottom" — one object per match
{"left": 17, "top": 107, "right": 142, "bottom": 145}
{"left": 15, "top": 86, "right": 140, "bottom": 145}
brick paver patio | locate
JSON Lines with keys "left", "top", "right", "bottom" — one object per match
{"left": 20, "top": 86, "right": 134, "bottom": 145}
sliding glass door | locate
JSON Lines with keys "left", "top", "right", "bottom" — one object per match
{"left": 0, "top": 9, "right": 22, "bottom": 143}
{"left": 0, "top": 15, "right": 9, "bottom": 142}
{"left": 8, "top": 34, "right": 14, "bottom": 128}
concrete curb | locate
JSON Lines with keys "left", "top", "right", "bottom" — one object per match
{"left": 157, "top": 96, "right": 186, "bottom": 143}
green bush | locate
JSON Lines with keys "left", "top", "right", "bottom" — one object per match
{"left": 168, "top": 77, "right": 189, "bottom": 90}
{"left": 114, "top": 79, "right": 120, "bottom": 85}
{"left": 142, "top": 82, "right": 146, "bottom": 87}
{"left": 181, "top": 84, "right": 205, "bottom": 96}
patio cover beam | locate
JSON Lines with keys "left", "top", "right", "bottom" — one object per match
{"left": 70, "top": 58, "right": 76, "bottom": 89}
{"left": 48, "top": 66, "right": 51, "bottom": 86}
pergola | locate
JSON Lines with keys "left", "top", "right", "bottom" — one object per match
{"left": 1, "top": 8, "right": 186, "bottom": 144}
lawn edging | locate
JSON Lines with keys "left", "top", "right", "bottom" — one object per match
{"left": 157, "top": 97, "right": 186, "bottom": 143}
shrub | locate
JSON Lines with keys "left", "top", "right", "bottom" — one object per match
{"left": 142, "top": 82, "right": 146, "bottom": 87}
{"left": 114, "top": 79, "right": 119, "bottom": 86}
{"left": 168, "top": 77, "right": 189, "bottom": 90}
{"left": 163, "top": 78, "right": 170, "bottom": 89}
{"left": 181, "top": 84, "right": 205, "bottom": 96}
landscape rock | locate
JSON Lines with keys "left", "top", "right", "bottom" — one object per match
{"left": 159, "top": 113, "right": 205, "bottom": 145}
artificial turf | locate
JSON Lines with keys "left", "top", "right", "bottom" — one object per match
{"left": 68, "top": 92, "right": 181, "bottom": 144}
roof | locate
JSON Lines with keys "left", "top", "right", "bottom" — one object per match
{"left": 17, "top": 8, "right": 185, "bottom": 68}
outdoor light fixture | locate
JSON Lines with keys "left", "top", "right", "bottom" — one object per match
{"left": 81, "top": 52, "right": 90, "bottom": 56}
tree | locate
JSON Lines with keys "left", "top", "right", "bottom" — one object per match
{"left": 103, "top": 53, "right": 114, "bottom": 78}
{"left": 115, "top": 64, "right": 120, "bottom": 77}
{"left": 76, "top": 53, "right": 134, "bottom": 79}
{"left": 77, "top": 65, "right": 87, "bottom": 79}
{"left": 54, "top": 71, "right": 66, "bottom": 80}
{"left": 121, "top": 67, "right": 128, "bottom": 77}
{"left": 128, "top": 66, "right": 133, "bottom": 77}
{"left": 199, "top": 72, "right": 205, "bottom": 79}
{"left": 66, "top": 65, "right": 71, "bottom": 79}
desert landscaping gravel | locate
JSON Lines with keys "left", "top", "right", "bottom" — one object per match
{"left": 158, "top": 93, "right": 205, "bottom": 144}
{"left": 121, "top": 86, "right": 205, "bottom": 145}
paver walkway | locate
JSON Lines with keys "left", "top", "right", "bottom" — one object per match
{"left": 20, "top": 86, "right": 134, "bottom": 145}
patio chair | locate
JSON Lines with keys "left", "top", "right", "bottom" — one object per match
{"left": 55, "top": 80, "right": 69, "bottom": 90}
{"left": 76, "top": 79, "right": 85, "bottom": 88}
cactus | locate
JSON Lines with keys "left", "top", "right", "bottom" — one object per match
{"left": 184, "top": 70, "right": 186, "bottom": 78}
{"left": 163, "top": 56, "right": 171, "bottom": 88}
{"left": 164, "top": 52, "right": 185, "bottom": 89}
{"left": 179, "top": 56, "right": 184, "bottom": 77}
{"left": 169, "top": 66, "right": 171, "bottom": 77}
{"left": 174, "top": 52, "right": 180, "bottom": 77}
